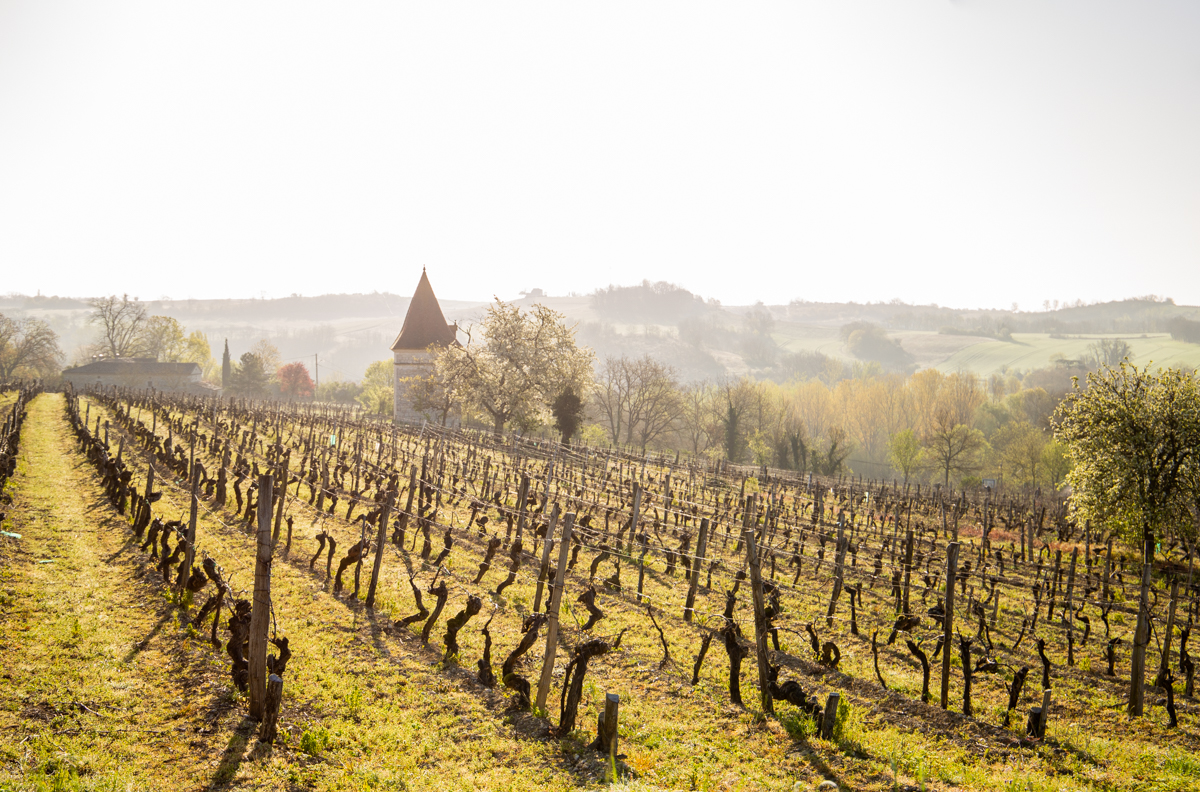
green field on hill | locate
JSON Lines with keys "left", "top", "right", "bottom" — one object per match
{"left": 773, "top": 324, "right": 1200, "bottom": 377}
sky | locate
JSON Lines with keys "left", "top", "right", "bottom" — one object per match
{"left": 1, "top": 1, "right": 1197, "bottom": 310}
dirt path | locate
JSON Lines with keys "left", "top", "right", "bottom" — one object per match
{"left": 0, "top": 393, "right": 220, "bottom": 790}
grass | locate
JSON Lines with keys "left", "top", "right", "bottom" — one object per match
{"left": 770, "top": 322, "right": 1200, "bottom": 376}
{"left": 4, "top": 392, "right": 1200, "bottom": 791}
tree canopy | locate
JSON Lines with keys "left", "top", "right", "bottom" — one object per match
{"left": 357, "top": 360, "right": 395, "bottom": 415}
{"left": 0, "top": 315, "right": 62, "bottom": 380}
{"left": 1054, "top": 363, "right": 1200, "bottom": 551}
{"left": 228, "top": 352, "right": 270, "bottom": 398}
{"left": 277, "top": 362, "right": 315, "bottom": 399}
{"left": 434, "top": 301, "right": 593, "bottom": 436}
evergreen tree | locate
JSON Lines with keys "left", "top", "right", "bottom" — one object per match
{"left": 221, "top": 339, "right": 231, "bottom": 389}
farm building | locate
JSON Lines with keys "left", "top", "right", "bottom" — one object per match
{"left": 391, "top": 269, "right": 458, "bottom": 424}
{"left": 61, "top": 358, "right": 215, "bottom": 395}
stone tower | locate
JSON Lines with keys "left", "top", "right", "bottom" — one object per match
{"left": 391, "top": 269, "right": 457, "bottom": 424}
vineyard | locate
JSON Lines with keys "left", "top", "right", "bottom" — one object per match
{"left": 2, "top": 387, "right": 1199, "bottom": 792}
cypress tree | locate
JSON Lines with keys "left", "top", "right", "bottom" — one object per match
{"left": 221, "top": 339, "right": 232, "bottom": 390}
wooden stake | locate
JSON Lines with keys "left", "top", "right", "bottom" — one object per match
{"left": 536, "top": 512, "right": 575, "bottom": 713}
{"left": 248, "top": 473, "right": 274, "bottom": 721}
{"left": 743, "top": 501, "right": 773, "bottom": 716}
{"left": 1129, "top": 536, "right": 1154, "bottom": 716}
{"left": 532, "top": 505, "right": 561, "bottom": 613}
{"left": 364, "top": 491, "right": 396, "bottom": 610}
{"left": 941, "top": 542, "right": 959, "bottom": 710}
{"left": 684, "top": 518, "right": 709, "bottom": 622}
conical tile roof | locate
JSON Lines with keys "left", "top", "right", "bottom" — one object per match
{"left": 390, "top": 269, "right": 458, "bottom": 351}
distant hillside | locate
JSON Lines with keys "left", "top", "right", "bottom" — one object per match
{"left": 4, "top": 287, "right": 1199, "bottom": 383}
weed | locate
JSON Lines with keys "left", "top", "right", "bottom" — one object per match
{"left": 67, "top": 616, "right": 83, "bottom": 644}
{"left": 345, "top": 685, "right": 364, "bottom": 717}
{"left": 780, "top": 710, "right": 818, "bottom": 741}
{"left": 300, "top": 725, "right": 331, "bottom": 756}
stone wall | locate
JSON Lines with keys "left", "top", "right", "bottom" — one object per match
{"left": 393, "top": 350, "right": 434, "bottom": 425}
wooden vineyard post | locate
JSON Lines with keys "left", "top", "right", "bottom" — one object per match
{"left": 1129, "top": 536, "right": 1154, "bottom": 716}
{"left": 1064, "top": 547, "right": 1078, "bottom": 664}
{"left": 179, "top": 463, "right": 199, "bottom": 598}
{"left": 259, "top": 674, "right": 283, "bottom": 744}
{"left": 820, "top": 692, "right": 840, "bottom": 739}
{"left": 248, "top": 473, "right": 274, "bottom": 721}
{"left": 684, "top": 518, "right": 710, "bottom": 622}
{"left": 403, "top": 463, "right": 417, "bottom": 527}
{"left": 272, "top": 452, "right": 288, "bottom": 545}
{"left": 596, "top": 693, "right": 619, "bottom": 765}
{"left": 941, "top": 542, "right": 960, "bottom": 710}
{"left": 513, "top": 473, "right": 531, "bottom": 545}
{"left": 902, "top": 527, "right": 914, "bottom": 614}
{"left": 364, "top": 491, "right": 396, "bottom": 610}
{"left": 533, "top": 506, "right": 561, "bottom": 613}
{"left": 628, "top": 483, "right": 643, "bottom": 559}
{"left": 743, "top": 509, "right": 773, "bottom": 716}
{"left": 1155, "top": 577, "right": 1180, "bottom": 689}
{"left": 825, "top": 532, "right": 849, "bottom": 628}
{"left": 536, "top": 512, "right": 575, "bottom": 714}
{"left": 1102, "top": 538, "right": 1113, "bottom": 603}
{"left": 143, "top": 463, "right": 155, "bottom": 527}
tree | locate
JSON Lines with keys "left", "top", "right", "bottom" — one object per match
{"left": 228, "top": 353, "right": 269, "bottom": 398}
{"left": 991, "top": 421, "right": 1047, "bottom": 489}
{"left": 434, "top": 300, "right": 593, "bottom": 436}
{"left": 1040, "top": 439, "right": 1071, "bottom": 490}
{"left": 358, "top": 360, "right": 395, "bottom": 415}
{"left": 715, "top": 378, "right": 757, "bottom": 462}
{"left": 221, "top": 339, "right": 232, "bottom": 390}
{"left": 316, "top": 380, "right": 362, "bottom": 404}
{"left": 675, "top": 383, "right": 718, "bottom": 455}
{"left": 0, "top": 315, "right": 63, "bottom": 380}
{"left": 409, "top": 371, "right": 458, "bottom": 426}
{"left": 591, "top": 355, "right": 681, "bottom": 451}
{"left": 810, "top": 426, "right": 853, "bottom": 475}
{"left": 277, "top": 362, "right": 315, "bottom": 399}
{"left": 181, "top": 331, "right": 216, "bottom": 381}
{"left": 1055, "top": 363, "right": 1200, "bottom": 551}
{"left": 250, "top": 340, "right": 281, "bottom": 383}
{"left": 1055, "top": 363, "right": 1200, "bottom": 716}
{"left": 888, "top": 429, "right": 922, "bottom": 486}
{"left": 1084, "top": 338, "right": 1134, "bottom": 369}
{"left": 88, "top": 294, "right": 148, "bottom": 358}
{"left": 551, "top": 387, "right": 585, "bottom": 444}
{"left": 921, "top": 407, "right": 989, "bottom": 486}
{"left": 141, "top": 316, "right": 186, "bottom": 361}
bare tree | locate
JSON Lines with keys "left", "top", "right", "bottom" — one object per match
{"left": 675, "top": 382, "right": 718, "bottom": 455}
{"left": 591, "top": 355, "right": 681, "bottom": 451}
{"left": 593, "top": 356, "right": 634, "bottom": 445}
{"left": 1085, "top": 338, "right": 1134, "bottom": 369}
{"left": 922, "top": 406, "right": 988, "bottom": 486}
{"left": 88, "top": 294, "right": 148, "bottom": 358}
{"left": 0, "top": 315, "right": 63, "bottom": 379}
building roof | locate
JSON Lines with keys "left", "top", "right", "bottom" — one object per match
{"left": 63, "top": 359, "right": 201, "bottom": 376}
{"left": 390, "top": 269, "right": 458, "bottom": 351}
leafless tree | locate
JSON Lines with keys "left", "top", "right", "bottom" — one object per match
{"left": 592, "top": 355, "right": 681, "bottom": 451}
{"left": 88, "top": 294, "right": 148, "bottom": 358}
{"left": 0, "top": 315, "right": 63, "bottom": 379}
{"left": 674, "top": 382, "right": 718, "bottom": 455}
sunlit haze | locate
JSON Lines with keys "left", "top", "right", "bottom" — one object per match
{"left": 1, "top": 1, "right": 1197, "bottom": 308}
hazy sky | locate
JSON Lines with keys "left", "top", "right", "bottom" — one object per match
{"left": 1, "top": 2, "right": 1197, "bottom": 309}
